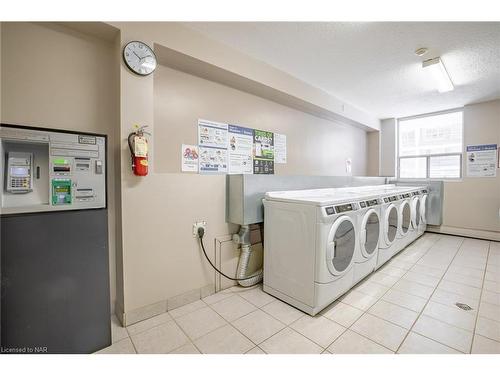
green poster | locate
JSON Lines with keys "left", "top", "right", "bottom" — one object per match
{"left": 253, "top": 129, "right": 274, "bottom": 174}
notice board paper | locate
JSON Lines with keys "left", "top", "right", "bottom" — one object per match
{"left": 466, "top": 144, "right": 497, "bottom": 178}
{"left": 198, "top": 119, "right": 228, "bottom": 174}
{"left": 228, "top": 124, "right": 253, "bottom": 174}
{"left": 181, "top": 144, "right": 199, "bottom": 172}
{"left": 274, "top": 133, "right": 287, "bottom": 164}
{"left": 253, "top": 129, "right": 274, "bottom": 174}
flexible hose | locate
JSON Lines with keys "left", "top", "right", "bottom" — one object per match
{"left": 236, "top": 243, "right": 263, "bottom": 287}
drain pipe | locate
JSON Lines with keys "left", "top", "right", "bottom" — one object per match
{"left": 232, "top": 225, "right": 263, "bottom": 287}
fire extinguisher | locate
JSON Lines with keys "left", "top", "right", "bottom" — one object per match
{"left": 128, "top": 125, "right": 150, "bottom": 176}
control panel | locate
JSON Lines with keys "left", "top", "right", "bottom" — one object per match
{"left": 335, "top": 203, "right": 356, "bottom": 213}
{"left": 1, "top": 125, "right": 106, "bottom": 214}
{"left": 401, "top": 193, "right": 411, "bottom": 199}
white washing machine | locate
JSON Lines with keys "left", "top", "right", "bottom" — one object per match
{"left": 263, "top": 189, "right": 361, "bottom": 315}
{"left": 351, "top": 195, "right": 381, "bottom": 284}
{"left": 376, "top": 192, "right": 401, "bottom": 268}
{"left": 418, "top": 188, "right": 429, "bottom": 234}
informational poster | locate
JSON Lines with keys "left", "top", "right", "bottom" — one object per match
{"left": 198, "top": 119, "right": 228, "bottom": 174}
{"left": 181, "top": 144, "right": 199, "bottom": 172}
{"left": 228, "top": 124, "right": 254, "bottom": 174}
{"left": 253, "top": 129, "right": 274, "bottom": 174}
{"left": 274, "top": 133, "right": 287, "bottom": 164}
{"left": 466, "top": 144, "right": 498, "bottom": 178}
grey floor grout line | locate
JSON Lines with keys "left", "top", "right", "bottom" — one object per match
{"left": 468, "top": 240, "right": 492, "bottom": 353}
{"left": 393, "top": 236, "right": 471, "bottom": 353}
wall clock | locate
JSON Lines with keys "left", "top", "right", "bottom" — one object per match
{"left": 123, "top": 41, "right": 157, "bottom": 76}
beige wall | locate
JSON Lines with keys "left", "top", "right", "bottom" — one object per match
{"left": 440, "top": 100, "right": 500, "bottom": 236}
{"left": 1, "top": 22, "right": 120, "bottom": 311}
{"left": 366, "top": 131, "right": 380, "bottom": 176}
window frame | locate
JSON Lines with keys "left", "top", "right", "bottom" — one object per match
{"left": 397, "top": 108, "right": 464, "bottom": 180}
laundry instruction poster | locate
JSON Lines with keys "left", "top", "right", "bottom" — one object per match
{"left": 253, "top": 129, "right": 274, "bottom": 174}
{"left": 198, "top": 119, "right": 228, "bottom": 174}
{"left": 228, "top": 124, "right": 254, "bottom": 174}
{"left": 466, "top": 144, "right": 498, "bottom": 177}
{"left": 274, "top": 133, "right": 287, "bottom": 164}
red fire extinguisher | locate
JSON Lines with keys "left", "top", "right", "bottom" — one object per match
{"left": 128, "top": 125, "right": 150, "bottom": 176}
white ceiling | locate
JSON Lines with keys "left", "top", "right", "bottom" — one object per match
{"left": 184, "top": 22, "right": 500, "bottom": 119}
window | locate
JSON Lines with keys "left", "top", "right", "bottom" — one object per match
{"left": 398, "top": 110, "right": 463, "bottom": 179}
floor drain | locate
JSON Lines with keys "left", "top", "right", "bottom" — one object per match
{"left": 456, "top": 302, "right": 473, "bottom": 311}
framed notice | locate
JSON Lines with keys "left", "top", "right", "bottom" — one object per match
{"left": 466, "top": 144, "right": 497, "bottom": 178}
{"left": 253, "top": 129, "right": 274, "bottom": 174}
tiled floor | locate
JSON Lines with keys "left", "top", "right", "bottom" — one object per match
{"left": 98, "top": 233, "right": 500, "bottom": 354}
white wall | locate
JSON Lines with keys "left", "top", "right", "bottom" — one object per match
{"left": 379, "top": 118, "right": 397, "bottom": 177}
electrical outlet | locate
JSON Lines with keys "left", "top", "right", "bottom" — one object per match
{"left": 193, "top": 221, "right": 207, "bottom": 237}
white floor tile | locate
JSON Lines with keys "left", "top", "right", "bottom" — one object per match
{"left": 437, "top": 280, "right": 482, "bottom": 300}
{"left": 169, "top": 300, "right": 207, "bottom": 319}
{"left": 389, "top": 259, "right": 414, "bottom": 270}
{"left": 245, "top": 346, "right": 266, "bottom": 354}
{"left": 130, "top": 321, "right": 189, "bottom": 354}
{"left": 350, "top": 313, "right": 408, "bottom": 351}
{"left": 481, "top": 290, "right": 500, "bottom": 306}
{"left": 169, "top": 342, "right": 200, "bottom": 354}
{"left": 422, "top": 301, "right": 476, "bottom": 331}
{"left": 376, "top": 265, "right": 407, "bottom": 278}
{"left": 210, "top": 294, "right": 257, "bottom": 322}
{"left": 368, "top": 300, "right": 419, "bottom": 329}
{"left": 111, "top": 315, "right": 129, "bottom": 343}
{"left": 233, "top": 286, "right": 276, "bottom": 307}
{"left": 194, "top": 324, "right": 254, "bottom": 354}
{"left": 95, "top": 337, "right": 136, "bottom": 354}
{"left": 382, "top": 289, "right": 428, "bottom": 312}
{"left": 485, "top": 271, "right": 500, "bottom": 282}
{"left": 126, "top": 312, "right": 173, "bottom": 336}
{"left": 354, "top": 281, "right": 389, "bottom": 298}
{"left": 471, "top": 334, "right": 500, "bottom": 354}
{"left": 232, "top": 309, "right": 285, "bottom": 344}
{"left": 443, "top": 272, "right": 484, "bottom": 288}
{"left": 367, "top": 272, "right": 400, "bottom": 287}
{"left": 202, "top": 291, "right": 234, "bottom": 305}
{"left": 403, "top": 271, "right": 441, "bottom": 288}
{"left": 261, "top": 299, "right": 305, "bottom": 325}
{"left": 448, "top": 265, "right": 485, "bottom": 279}
{"left": 340, "top": 290, "right": 379, "bottom": 311}
{"left": 478, "top": 301, "right": 500, "bottom": 322}
{"left": 398, "top": 332, "right": 460, "bottom": 354}
{"left": 412, "top": 315, "right": 473, "bottom": 353}
{"left": 484, "top": 280, "right": 500, "bottom": 293}
{"left": 431, "top": 288, "right": 480, "bottom": 310}
{"left": 290, "top": 315, "right": 346, "bottom": 348}
{"left": 327, "top": 330, "right": 393, "bottom": 354}
{"left": 259, "top": 327, "right": 323, "bottom": 354}
{"left": 410, "top": 264, "right": 446, "bottom": 278}
{"left": 475, "top": 316, "right": 500, "bottom": 342}
{"left": 392, "top": 279, "right": 435, "bottom": 299}
{"left": 175, "top": 306, "right": 226, "bottom": 340}
{"left": 321, "top": 301, "right": 364, "bottom": 327}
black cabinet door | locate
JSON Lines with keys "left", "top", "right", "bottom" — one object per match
{"left": 1, "top": 209, "right": 111, "bottom": 353}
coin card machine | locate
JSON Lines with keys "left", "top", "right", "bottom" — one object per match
{"left": 0, "top": 124, "right": 110, "bottom": 354}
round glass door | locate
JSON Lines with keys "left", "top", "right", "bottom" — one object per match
{"left": 361, "top": 210, "right": 379, "bottom": 256}
{"left": 327, "top": 217, "right": 355, "bottom": 275}
{"left": 413, "top": 198, "right": 421, "bottom": 227}
{"left": 386, "top": 205, "right": 398, "bottom": 244}
{"left": 420, "top": 195, "right": 427, "bottom": 223}
{"left": 401, "top": 202, "right": 411, "bottom": 234}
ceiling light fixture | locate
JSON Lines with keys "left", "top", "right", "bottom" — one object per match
{"left": 422, "top": 57, "right": 454, "bottom": 93}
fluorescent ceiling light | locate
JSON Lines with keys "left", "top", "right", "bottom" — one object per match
{"left": 422, "top": 57, "right": 454, "bottom": 93}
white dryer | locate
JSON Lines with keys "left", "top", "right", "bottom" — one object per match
{"left": 263, "top": 189, "right": 361, "bottom": 315}
{"left": 418, "top": 188, "right": 429, "bottom": 234}
{"left": 395, "top": 191, "right": 413, "bottom": 253}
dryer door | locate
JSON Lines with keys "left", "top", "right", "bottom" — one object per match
{"left": 384, "top": 204, "right": 398, "bottom": 245}
{"left": 399, "top": 200, "right": 411, "bottom": 235}
{"left": 420, "top": 195, "right": 428, "bottom": 224}
{"left": 411, "top": 197, "right": 421, "bottom": 228}
{"left": 326, "top": 216, "right": 356, "bottom": 276}
{"left": 359, "top": 209, "right": 380, "bottom": 258}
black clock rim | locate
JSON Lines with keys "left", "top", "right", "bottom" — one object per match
{"left": 123, "top": 40, "right": 157, "bottom": 76}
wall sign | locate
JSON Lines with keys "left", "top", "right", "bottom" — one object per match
{"left": 274, "top": 133, "right": 287, "bottom": 164}
{"left": 228, "top": 125, "right": 253, "bottom": 174}
{"left": 181, "top": 144, "right": 199, "bottom": 172}
{"left": 198, "top": 119, "right": 228, "bottom": 174}
{"left": 253, "top": 129, "right": 274, "bottom": 174}
{"left": 466, "top": 144, "right": 497, "bottom": 178}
